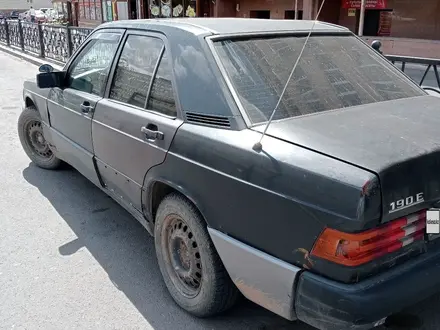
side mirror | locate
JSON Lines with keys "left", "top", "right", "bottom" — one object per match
{"left": 39, "top": 63, "right": 54, "bottom": 73}
{"left": 36, "top": 71, "right": 66, "bottom": 89}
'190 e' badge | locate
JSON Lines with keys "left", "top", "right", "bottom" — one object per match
{"left": 389, "top": 192, "right": 424, "bottom": 213}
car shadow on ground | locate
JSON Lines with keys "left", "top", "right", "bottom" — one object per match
{"left": 22, "top": 162, "right": 440, "bottom": 330}
{"left": 22, "top": 162, "right": 315, "bottom": 330}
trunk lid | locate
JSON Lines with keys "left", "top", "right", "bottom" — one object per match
{"left": 252, "top": 95, "right": 440, "bottom": 223}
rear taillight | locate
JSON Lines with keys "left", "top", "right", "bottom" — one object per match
{"left": 311, "top": 210, "right": 426, "bottom": 267}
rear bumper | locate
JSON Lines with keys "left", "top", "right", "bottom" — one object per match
{"left": 295, "top": 245, "right": 440, "bottom": 330}
{"left": 209, "top": 228, "right": 440, "bottom": 330}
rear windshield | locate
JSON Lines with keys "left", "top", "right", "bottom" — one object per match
{"left": 213, "top": 35, "right": 425, "bottom": 124}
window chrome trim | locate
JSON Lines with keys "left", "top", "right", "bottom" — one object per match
{"left": 107, "top": 98, "right": 177, "bottom": 120}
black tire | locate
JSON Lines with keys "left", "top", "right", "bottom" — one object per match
{"left": 154, "top": 193, "right": 239, "bottom": 317}
{"left": 18, "top": 106, "right": 62, "bottom": 170}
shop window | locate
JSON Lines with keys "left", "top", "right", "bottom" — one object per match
{"left": 363, "top": 10, "right": 381, "bottom": 36}
{"left": 149, "top": 0, "right": 196, "bottom": 18}
{"left": 77, "top": 0, "right": 103, "bottom": 21}
{"left": 90, "top": 5, "right": 96, "bottom": 20}
{"left": 84, "top": 0, "right": 90, "bottom": 19}
{"left": 104, "top": 0, "right": 113, "bottom": 21}
{"left": 96, "top": 1, "right": 102, "bottom": 21}
{"left": 285, "top": 10, "right": 303, "bottom": 20}
{"left": 117, "top": 1, "right": 129, "bottom": 19}
{"left": 129, "top": 0, "right": 137, "bottom": 18}
{"left": 250, "top": 10, "right": 270, "bottom": 19}
{"left": 79, "top": 1, "right": 85, "bottom": 19}
{"left": 102, "top": 1, "right": 107, "bottom": 21}
{"left": 362, "top": 9, "right": 392, "bottom": 37}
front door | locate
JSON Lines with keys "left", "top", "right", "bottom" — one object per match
{"left": 363, "top": 10, "right": 381, "bottom": 36}
{"left": 92, "top": 32, "right": 183, "bottom": 211}
{"left": 46, "top": 30, "right": 123, "bottom": 186}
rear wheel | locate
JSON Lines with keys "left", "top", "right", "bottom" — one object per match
{"left": 18, "top": 106, "right": 61, "bottom": 170}
{"left": 154, "top": 193, "right": 239, "bottom": 317}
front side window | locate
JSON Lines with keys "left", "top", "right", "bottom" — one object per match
{"left": 214, "top": 35, "right": 425, "bottom": 124}
{"left": 110, "top": 35, "right": 163, "bottom": 108}
{"left": 68, "top": 31, "right": 121, "bottom": 96}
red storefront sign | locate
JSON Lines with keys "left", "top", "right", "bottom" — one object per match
{"left": 342, "top": 0, "right": 387, "bottom": 9}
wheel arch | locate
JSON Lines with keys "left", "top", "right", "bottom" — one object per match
{"left": 22, "top": 90, "right": 51, "bottom": 126}
{"left": 143, "top": 177, "right": 208, "bottom": 227}
{"left": 24, "top": 95, "right": 36, "bottom": 109}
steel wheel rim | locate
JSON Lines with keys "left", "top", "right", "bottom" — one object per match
{"left": 162, "top": 215, "right": 203, "bottom": 298}
{"left": 25, "top": 120, "right": 52, "bottom": 159}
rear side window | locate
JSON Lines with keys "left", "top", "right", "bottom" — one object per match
{"left": 146, "top": 50, "right": 177, "bottom": 117}
{"left": 110, "top": 35, "right": 163, "bottom": 108}
{"left": 213, "top": 35, "right": 425, "bottom": 124}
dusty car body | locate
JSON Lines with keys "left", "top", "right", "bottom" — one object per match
{"left": 18, "top": 18, "right": 440, "bottom": 330}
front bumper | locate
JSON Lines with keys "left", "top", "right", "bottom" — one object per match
{"left": 295, "top": 246, "right": 440, "bottom": 330}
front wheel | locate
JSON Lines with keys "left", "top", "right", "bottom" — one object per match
{"left": 17, "top": 106, "right": 61, "bottom": 170}
{"left": 154, "top": 193, "right": 239, "bottom": 317}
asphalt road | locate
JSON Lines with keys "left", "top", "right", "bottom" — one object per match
{"left": 0, "top": 51, "right": 440, "bottom": 330}
{"left": 397, "top": 63, "right": 439, "bottom": 89}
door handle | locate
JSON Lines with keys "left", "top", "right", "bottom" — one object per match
{"left": 141, "top": 125, "right": 164, "bottom": 141}
{"left": 80, "top": 101, "right": 94, "bottom": 114}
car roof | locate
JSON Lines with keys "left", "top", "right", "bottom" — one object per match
{"left": 99, "top": 17, "right": 348, "bottom": 36}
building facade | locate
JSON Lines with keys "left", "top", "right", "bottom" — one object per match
{"left": 316, "top": 0, "right": 440, "bottom": 57}
{"left": 50, "top": 0, "right": 440, "bottom": 57}
{"left": 52, "top": 0, "right": 200, "bottom": 28}
{"left": 214, "top": 0, "right": 440, "bottom": 57}
{"left": 0, "top": 0, "right": 52, "bottom": 11}
{"left": 214, "top": 0, "right": 314, "bottom": 19}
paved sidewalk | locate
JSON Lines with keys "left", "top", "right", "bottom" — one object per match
{"left": 0, "top": 43, "right": 64, "bottom": 71}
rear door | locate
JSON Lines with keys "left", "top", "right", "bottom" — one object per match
{"left": 92, "top": 31, "right": 183, "bottom": 211}
{"left": 46, "top": 29, "right": 123, "bottom": 186}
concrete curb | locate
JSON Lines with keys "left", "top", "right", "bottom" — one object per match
{"left": 0, "top": 43, "right": 64, "bottom": 70}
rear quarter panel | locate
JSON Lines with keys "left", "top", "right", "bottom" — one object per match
{"left": 144, "top": 124, "right": 378, "bottom": 268}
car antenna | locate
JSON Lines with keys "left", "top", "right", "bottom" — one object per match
{"left": 252, "top": 0, "right": 327, "bottom": 153}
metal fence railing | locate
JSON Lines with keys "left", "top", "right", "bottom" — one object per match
{"left": 0, "top": 20, "right": 92, "bottom": 64}
{"left": 371, "top": 40, "right": 440, "bottom": 89}
{"left": 386, "top": 55, "right": 440, "bottom": 89}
